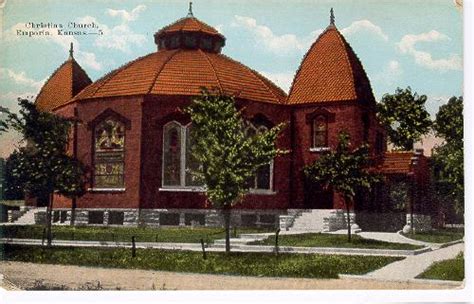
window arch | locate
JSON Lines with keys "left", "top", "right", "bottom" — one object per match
{"left": 162, "top": 122, "right": 203, "bottom": 188}
{"left": 93, "top": 118, "right": 125, "bottom": 189}
{"left": 244, "top": 122, "right": 274, "bottom": 192}
{"left": 312, "top": 115, "right": 328, "bottom": 148}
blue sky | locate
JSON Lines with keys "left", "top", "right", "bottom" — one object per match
{"left": 0, "top": 0, "right": 464, "bottom": 157}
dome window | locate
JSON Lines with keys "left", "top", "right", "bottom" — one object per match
{"left": 184, "top": 35, "right": 197, "bottom": 48}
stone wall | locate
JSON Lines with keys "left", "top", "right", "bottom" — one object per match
{"left": 51, "top": 208, "right": 284, "bottom": 229}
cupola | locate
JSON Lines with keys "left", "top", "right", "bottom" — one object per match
{"left": 153, "top": 2, "right": 226, "bottom": 53}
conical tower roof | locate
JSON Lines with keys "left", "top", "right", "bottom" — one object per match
{"left": 287, "top": 10, "right": 375, "bottom": 105}
{"left": 35, "top": 43, "right": 92, "bottom": 111}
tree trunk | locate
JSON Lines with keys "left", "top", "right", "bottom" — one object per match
{"left": 223, "top": 207, "right": 231, "bottom": 253}
{"left": 46, "top": 193, "right": 54, "bottom": 247}
{"left": 345, "top": 199, "right": 352, "bottom": 243}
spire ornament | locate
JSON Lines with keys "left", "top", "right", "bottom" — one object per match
{"left": 330, "top": 8, "right": 335, "bottom": 26}
{"left": 69, "top": 42, "right": 74, "bottom": 58}
{"left": 187, "top": 2, "right": 194, "bottom": 17}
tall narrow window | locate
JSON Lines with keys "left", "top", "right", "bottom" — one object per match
{"left": 162, "top": 122, "right": 203, "bottom": 188}
{"left": 312, "top": 115, "right": 328, "bottom": 148}
{"left": 93, "top": 119, "right": 125, "bottom": 189}
{"left": 244, "top": 123, "right": 273, "bottom": 192}
{"left": 163, "top": 122, "right": 182, "bottom": 186}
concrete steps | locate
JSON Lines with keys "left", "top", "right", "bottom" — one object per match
{"left": 13, "top": 207, "right": 46, "bottom": 225}
{"left": 288, "top": 209, "right": 334, "bottom": 232}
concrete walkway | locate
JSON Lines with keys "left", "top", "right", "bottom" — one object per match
{"left": 0, "top": 237, "right": 428, "bottom": 257}
{"left": 363, "top": 242, "right": 464, "bottom": 280}
{"left": 357, "top": 231, "right": 429, "bottom": 246}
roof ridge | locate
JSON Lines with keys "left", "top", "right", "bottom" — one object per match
{"left": 35, "top": 59, "right": 71, "bottom": 104}
{"left": 199, "top": 49, "right": 224, "bottom": 92}
{"left": 146, "top": 49, "right": 181, "bottom": 95}
{"left": 332, "top": 28, "right": 358, "bottom": 99}
{"left": 287, "top": 26, "right": 334, "bottom": 103}
{"left": 89, "top": 52, "right": 157, "bottom": 98}
{"left": 215, "top": 52, "right": 285, "bottom": 103}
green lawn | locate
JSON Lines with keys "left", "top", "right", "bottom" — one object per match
{"left": 250, "top": 233, "right": 424, "bottom": 250}
{"left": 417, "top": 253, "right": 464, "bottom": 281}
{"left": 0, "top": 244, "right": 403, "bottom": 279}
{"left": 402, "top": 228, "right": 464, "bottom": 243}
{"left": 0, "top": 225, "right": 271, "bottom": 244}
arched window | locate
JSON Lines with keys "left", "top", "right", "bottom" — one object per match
{"left": 244, "top": 122, "right": 273, "bottom": 192}
{"left": 163, "top": 122, "right": 182, "bottom": 186}
{"left": 312, "top": 115, "right": 328, "bottom": 148}
{"left": 162, "top": 122, "right": 203, "bottom": 188}
{"left": 93, "top": 118, "right": 125, "bottom": 189}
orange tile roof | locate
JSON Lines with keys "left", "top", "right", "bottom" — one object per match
{"left": 155, "top": 17, "right": 224, "bottom": 39}
{"left": 378, "top": 152, "right": 416, "bottom": 174}
{"left": 72, "top": 49, "right": 286, "bottom": 104}
{"left": 36, "top": 57, "right": 92, "bottom": 111}
{"left": 287, "top": 25, "right": 375, "bottom": 105}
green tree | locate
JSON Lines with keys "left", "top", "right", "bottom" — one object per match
{"left": 304, "top": 132, "right": 380, "bottom": 242}
{"left": 377, "top": 87, "right": 431, "bottom": 150}
{"left": 185, "top": 90, "right": 285, "bottom": 253}
{"left": 432, "top": 96, "right": 463, "bottom": 214}
{"left": 4, "top": 99, "right": 86, "bottom": 246}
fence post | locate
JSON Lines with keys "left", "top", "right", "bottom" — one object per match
{"left": 233, "top": 226, "right": 237, "bottom": 238}
{"left": 200, "top": 238, "right": 207, "bottom": 260}
{"left": 131, "top": 236, "right": 136, "bottom": 258}
{"left": 275, "top": 228, "right": 281, "bottom": 256}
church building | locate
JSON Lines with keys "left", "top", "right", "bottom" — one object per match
{"left": 33, "top": 7, "right": 432, "bottom": 231}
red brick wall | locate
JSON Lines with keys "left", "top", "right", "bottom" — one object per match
{"left": 289, "top": 101, "right": 381, "bottom": 209}
{"left": 53, "top": 96, "right": 143, "bottom": 209}
{"left": 139, "top": 95, "right": 292, "bottom": 210}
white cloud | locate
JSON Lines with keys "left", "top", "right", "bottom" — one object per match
{"left": 0, "top": 91, "right": 37, "bottom": 113}
{"left": 107, "top": 4, "right": 146, "bottom": 22}
{"left": 397, "top": 30, "right": 462, "bottom": 71}
{"left": 3, "top": 22, "right": 102, "bottom": 71}
{"left": 260, "top": 71, "right": 295, "bottom": 93}
{"left": 80, "top": 5, "right": 147, "bottom": 53}
{"left": 0, "top": 68, "right": 44, "bottom": 90}
{"left": 371, "top": 60, "right": 403, "bottom": 88}
{"left": 341, "top": 20, "right": 388, "bottom": 41}
{"left": 231, "top": 15, "right": 321, "bottom": 55}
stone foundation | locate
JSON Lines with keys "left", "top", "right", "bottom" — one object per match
{"left": 50, "top": 208, "right": 284, "bottom": 229}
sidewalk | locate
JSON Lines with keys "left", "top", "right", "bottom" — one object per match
{"left": 363, "top": 242, "right": 464, "bottom": 280}
{"left": 0, "top": 237, "right": 429, "bottom": 257}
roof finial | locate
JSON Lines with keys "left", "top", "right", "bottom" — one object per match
{"left": 69, "top": 42, "right": 74, "bottom": 58}
{"left": 330, "top": 8, "right": 335, "bottom": 26}
{"left": 187, "top": 2, "right": 193, "bottom": 17}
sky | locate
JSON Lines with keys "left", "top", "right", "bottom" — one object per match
{"left": 0, "top": 0, "right": 464, "bottom": 158}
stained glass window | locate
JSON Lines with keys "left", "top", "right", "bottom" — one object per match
{"left": 93, "top": 119, "right": 125, "bottom": 188}
{"left": 163, "top": 122, "right": 182, "bottom": 186}
{"left": 162, "top": 122, "right": 203, "bottom": 188}
{"left": 313, "top": 115, "right": 328, "bottom": 148}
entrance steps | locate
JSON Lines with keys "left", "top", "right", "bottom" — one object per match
{"left": 287, "top": 209, "right": 334, "bottom": 232}
{"left": 12, "top": 207, "right": 46, "bottom": 225}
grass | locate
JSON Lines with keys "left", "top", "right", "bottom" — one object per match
{"left": 0, "top": 225, "right": 271, "bottom": 244}
{"left": 250, "top": 233, "right": 424, "bottom": 250}
{"left": 0, "top": 244, "right": 403, "bottom": 279}
{"left": 402, "top": 228, "right": 464, "bottom": 243}
{"left": 417, "top": 253, "right": 464, "bottom": 281}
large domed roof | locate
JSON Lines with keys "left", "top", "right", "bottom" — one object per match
{"left": 71, "top": 8, "right": 285, "bottom": 105}
{"left": 287, "top": 11, "right": 375, "bottom": 105}
{"left": 36, "top": 44, "right": 92, "bottom": 111}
